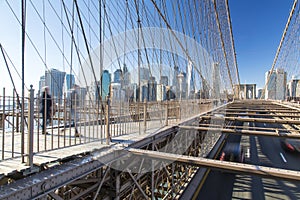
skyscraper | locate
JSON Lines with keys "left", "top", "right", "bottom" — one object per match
{"left": 110, "top": 83, "right": 122, "bottom": 101}
{"left": 78, "top": 87, "right": 87, "bottom": 105}
{"left": 287, "top": 76, "right": 300, "bottom": 98}
{"left": 265, "top": 68, "right": 287, "bottom": 100}
{"left": 101, "top": 70, "right": 111, "bottom": 100}
{"left": 160, "top": 76, "right": 168, "bottom": 86}
{"left": 122, "top": 64, "right": 131, "bottom": 87}
{"left": 93, "top": 81, "right": 101, "bottom": 102}
{"left": 275, "top": 69, "right": 287, "bottom": 100}
{"left": 45, "top": 68, "right": 66, "bottom": 100}
{"left": 66, "top": 74, "right": 75, "bottom": 91}
{"left": 177, "top": 72, "right": 186, "bottom": 100}
{"left": 39, "top": 75, "right": 46, "bottom": 93}
{"left": 172, "top": 66, "right": 179, "bottom": 87}
{"left": 212, "top": 62, "right": 220, "bottom": 99}
{"left": 148, "top": 76, "right": 157, "bottom": 101}
{"left": 265, "top": 70, "right": 276, "bottom": 99}
{"left": 140, "top": 67, "right": 150, "bottom": 81}
{"left": 113, "top": 69, "right": 122, "bottom": 83}
{"left": 156, "top": 84, "right": 166, "bottom": 101}
{"left": 187, "top": 60, "right": 193, "bottom": 97}
{"left": 257, "top": 89, "right": 263, "bottom": 99}
{"left": 201, "top": 80, "right": 210, "bottom": 99}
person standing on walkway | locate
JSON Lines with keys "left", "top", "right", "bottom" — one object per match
{"left": 70, "top": 84, "right": 81, "bottom": 137}
{"left": 40, "top": 86, "right": 52, "bottom": 135}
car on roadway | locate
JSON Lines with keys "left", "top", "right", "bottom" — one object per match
{"left": 280, "top": 138, "right": 300, "bottom": 153}
{"left": 219, "top": 142, "right": 245, "bottom": 163}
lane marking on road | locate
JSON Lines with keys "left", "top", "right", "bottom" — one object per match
{"left": 246, "top": 148, "right": 250, "bottom": 158}
{"left": 280, "top": 152, "right": 287, "bottom": 163}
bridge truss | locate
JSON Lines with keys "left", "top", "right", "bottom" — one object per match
{"left": 1, "top": 100, "right": 300, "bottom": 199}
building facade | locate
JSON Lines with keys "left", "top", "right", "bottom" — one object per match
{"left": 45, "top": 68, "right": 66, "bottom": 100}
{"left": 212, "top": 63, "right": 220, "bottom": 99}
{"left": 257, "top": 89, "right": 263, "bottom": 99}
{"left": 265, "top": 68, "right": 287, "bottom": 100}
{"left": 113, "top": 69, "right": 122, "bottom": 84}
{"left": 287, "top": 76, "right": 300, "bottom": 99}
{"left": 110, "top": 83, "right": 125, "bottom": 102}
{"left": 66, "top": 74, "right": 75, "bottom": 91}
{"left": 160, "top": 76, "right": 168, "bottom": 86}
{"left": 156, "top": 84, "right": 167, "bottom": 101}
{"left": 39, "top": 75, "right": 46, "bottom": 94}
{"left": 101, "top": 70, "right": 111, "bottom": 100}
{"left": 123, "top": 65, "right": 131, "bottom": 87}
{"left": 140, "top": 67, "right": 150, "bottom": 81}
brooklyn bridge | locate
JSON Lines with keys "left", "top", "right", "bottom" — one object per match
{"left": 0, "top": 0, "right": 299, "bottom": 199}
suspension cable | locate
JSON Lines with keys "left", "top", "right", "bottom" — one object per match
{"left": 261, "top": 0, "right": 298, "bottom": 99}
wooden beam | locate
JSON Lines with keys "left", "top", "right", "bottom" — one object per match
{"left": 213, "top": 112, "right": 300, "bottom": 118}
{"left": 200, "top": 116, "right": 300, "bottom": 125}
{"left": 127, "top": 148, "right": 300, "bottom": 182}
{"left": 273, "top": 102, "right": 300, "bottom": 112}
{"left": 223, "top": 108, "right": 298, "bottom": 113}
{"left": 198, "top": 123, "right": 300, "bottom": 133}
{"left": 179, "top": 125, "right": 300, "bottom": 139}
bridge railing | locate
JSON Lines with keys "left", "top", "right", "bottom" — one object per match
{"left": 0, "top": 87, "right": 215, "bottom": 165}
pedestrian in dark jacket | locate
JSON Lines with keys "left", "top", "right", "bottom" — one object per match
{"left": 40, "top": 86, "right": 52, "bottom": 134}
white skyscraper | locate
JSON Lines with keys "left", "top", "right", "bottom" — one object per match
{"left": 110, "top": 83, "right": 125, "bottom": 102}
{"left": 156, "top": 84, "right": 166, "bottom": 101}
{"left": 212, "top": 63, "right": 220, "bottom": 99}
{"left": 187, "top": 60, "right": 193, "bottom": 97}
{"left": 287, "top": 76, "right": 300, "bottom": 98}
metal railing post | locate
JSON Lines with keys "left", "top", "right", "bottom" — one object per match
{"left": 12, "top": 90, "right": 15, "bottom": 157}
{"left": 178, "top": 101, "right": 181, "bottom": 121}
{"left": 26, "top": 85, "right": 34, "bottom": 167}
{"left": 165, "top": 102, "right": 168, "bottom": 126}
{"left": 2, "top": 88, "right": 5, "bottom": 160}
{"left": 105, "top": 98, "right": 110, "bottom": 145}
{"left": 143, "top": 99, "right": 147, "bottom": 134}
{"left": 63, "top": 93, "right": 67, "bottom": 147}
{"left": 16, "top": 98, "right": 20, "bottom": 132}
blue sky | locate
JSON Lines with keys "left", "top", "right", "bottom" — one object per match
{"left": 228, "top": 0, "right": 295, "bottom": 89}
{"left": 0, "top": 1, "right": 296, "bottom": 94}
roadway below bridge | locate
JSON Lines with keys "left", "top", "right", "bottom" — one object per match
{"left": 197, "top": 120, "right": 300, "bottom": 199}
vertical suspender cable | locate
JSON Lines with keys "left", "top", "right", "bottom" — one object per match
{"left": 225, "top": 0, "right": 241, "bottom": 95}
{"left": 99, "top": 0, "right": 102, "bottom": 141}
{"left": 74, "top": 0, "right": 101, "bottom": 102}
{"left": 0, "top": 45, "right": 23, "bottom": 113}
{"left": 150, "top": 0, "right": 211, "bottom": 91}
{"left": 134, "top": 0, "right": 141, "bottom": 103}
{"left": 99, "top": 0, "right": 102, "bottom": 101}
{"left": 21, "top": 0, "right": 26, "bottom": 163}
{"left": 212, "top": 0, "right": 234, "bottom": 95}
{"left": 70, "top": 2, "right": 75, "bottom": 89}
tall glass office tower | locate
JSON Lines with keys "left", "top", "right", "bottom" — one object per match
{"left": 45, "top": 68, "right": 66, "bottom": 100}
{"left": 101, "top": 70, "right": 111, "bottom": 100}
{"left": 66, "top": 74, "right": 75, "bottom": 91}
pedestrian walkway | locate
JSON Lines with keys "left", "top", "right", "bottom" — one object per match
{"left": 0, "top": 121, "right": 171, "bottom": 177}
